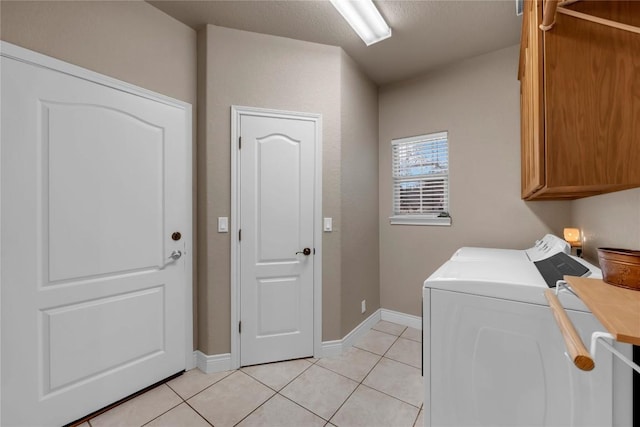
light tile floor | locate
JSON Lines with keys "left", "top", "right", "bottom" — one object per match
{"left": 83, "top": 321, "right": 424, "bottom": 427}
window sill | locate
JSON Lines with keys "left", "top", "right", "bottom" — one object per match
{"left": 389, "top": 215, "right": 452, "bottom": 226}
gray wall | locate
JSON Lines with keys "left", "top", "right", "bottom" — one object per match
{"left": 0, "top": 1, "right": 196, "bottom": 105}
{"left": 340, "top": 51, "right": 380, "bottom": 336}
{"left": 378, "top": 45, "right": 572, "bottom": 316}
{"left": 198, "top": 25, "right": 380, "bottom": 355}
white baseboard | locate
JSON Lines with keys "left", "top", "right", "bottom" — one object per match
{"left": 381, "top": 308, "right": 422, "bottom": 330}
{"left": 195, "top": 308, "right": 421, "bottom": 371}
{"left": 193, "top": 350, "right": 232, "bottom": 374}
{"left": 320, "top": 309, "right": 381, "bottom": 357}
{"left": 341, "top": 309, "right": 382, "bottom": 349}
{"left": 320, "top": 340, "right": 343, "bottom": 358}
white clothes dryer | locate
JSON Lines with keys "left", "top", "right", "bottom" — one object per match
{"left": 422, "top": 235, "right": 632, "bottom": 427}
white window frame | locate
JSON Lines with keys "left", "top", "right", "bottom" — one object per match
{"left": 390, "top": 131, "right": 451, "bottom": 226}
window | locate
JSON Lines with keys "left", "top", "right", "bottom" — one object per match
{"left": 390, "top": 131, "right": 450, "bottom": 226}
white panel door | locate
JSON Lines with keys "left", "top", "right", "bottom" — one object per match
{"left": 240, "top": 113, "right": 316, "bottom": 366}
{"left": 1, "top": 53, "right": 189, "bottom": 426}
{"left": 429, "top": 290, "right": 613, "bottom": 427}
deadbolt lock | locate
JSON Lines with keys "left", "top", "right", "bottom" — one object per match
{"left": 171, "top": 232, "right": 182, "bottom": 241}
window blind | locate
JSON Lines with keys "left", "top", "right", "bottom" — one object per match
{"left": 392, "top": 132, "right": 449, "bottom": 217}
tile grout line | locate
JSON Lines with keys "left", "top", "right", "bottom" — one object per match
{"left": 277, "top": 390, "right": 333, "bottom": 423}
{"left": 370, "top": 332, "right": 424, "bottom": 410}
{"left": 231, "top": 389, "right": 280, "bottom": 427}
{"left": 184, "top": 400, "right": 213, "bottom": 427}
{"left": 359, "top": 382, "right": 422, "bottom": 410}
{"left": 326, "top": 331, "right": 404, "bottom": 424}
{"left": 176, "top": 369, "right": 235, "bottom": 402}
{"left": 137, "top": 386, "right": 185, "bottom": 427}
{"left": 230, "top": 361, "right": 318, "bottom": 426}
{"left": 411, "top": 405, "right": 422, "bottom": 427}
{"left": 160, "top": 371, "right": 236, "bottom": 427}
{"left": 241, "top": 359, "right": 315, "bottom": 394}
{"left": 182, "top": 400, "right": 215, "bottom": 427}
{"left": 347, "top": 331, "right": 424, "bottom": 412}
{"left": 269, "top": 359, "right": 326, "bottom": 422}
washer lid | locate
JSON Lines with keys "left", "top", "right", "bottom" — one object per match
{"left": 452, "top": 247, "right": 528, "bottom": 262}
{"left": 424, "top": 258, "right": 599, "bottom": 312}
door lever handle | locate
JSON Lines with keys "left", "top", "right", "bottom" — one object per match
{"left": 296, "top": 248, "right": 312, "bottom": 256}
{"left": 160, "top": 250, "right": 182, "bottom": 270}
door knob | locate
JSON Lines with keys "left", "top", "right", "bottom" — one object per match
{"left": 296, "top": 248, "right": 312, "bottom": 256}
{"left": 168, "top": 250, "right": 182, "bottom": 261}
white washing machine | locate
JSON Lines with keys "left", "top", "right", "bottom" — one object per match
{"left": 422, "top": 235, "right": 633, "bottom": 427}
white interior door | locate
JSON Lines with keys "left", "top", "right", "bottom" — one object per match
{"left": 239, "top": 112, "right": 316, "bottom": 367}
{"left": 1, "top": 48, "right": 190, "bottom": 426}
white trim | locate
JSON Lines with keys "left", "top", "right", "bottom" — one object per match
{"left": 321, "top": 309, "right": 382, "bottom": 357}
{"left": 422, "top": 289, "right": 431, "bottom": 425}
{"left": 341, "top": 309, "right": 383, "bottom": 349}
{"left": 0, "top": 40, "right": 3, "bottom": 425}
{"left": 193, "top": 351, "right": 233, "bottom": 374}
{"left": 0, "top": 42, "right": 195, "bottom": 372}
{"left": 389, "top": 216, "right": 451, "bottom": 226}
{"left": 183, "top": 107, "right": 194, "bottom": 371}
{"left": 381, "top": 309, "right": 423, "bottom": 330}
{"left": 230, "top": 106, "right": 323, "bottom": 369}
{"left": 321, "top": 340, "right": 344, "bottom": 358}
{"left": 391, "top": 131, "right": 448, "bottom": 146}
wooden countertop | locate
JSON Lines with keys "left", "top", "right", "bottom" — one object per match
{"left": 565, "top": 276, "right": 640, "bottom": 345}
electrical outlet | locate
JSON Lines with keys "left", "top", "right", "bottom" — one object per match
{"left": 361, "top": 300, "right": 366, "bottom": 314}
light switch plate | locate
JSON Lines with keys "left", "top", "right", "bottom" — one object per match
{"left": 218, "top": 217, "right": 228, "bottom": 233}
{"left": 324, "top": 217, "right": 333, "bottom": 232}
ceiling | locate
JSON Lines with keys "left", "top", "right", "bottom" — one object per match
{"left": 149, "top": 0, "right": 522, "bottom": 85}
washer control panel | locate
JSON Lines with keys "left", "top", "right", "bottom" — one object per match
{"left": 525, "top": 234, "right": 570, "bottom": 262}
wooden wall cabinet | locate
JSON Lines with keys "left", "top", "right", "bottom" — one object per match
{"left": 518, "top": 0, "right": 640, "bottom": 200}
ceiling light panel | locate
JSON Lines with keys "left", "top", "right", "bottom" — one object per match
{"left": 330, "top": 0, "right": 392, "bottom": 46}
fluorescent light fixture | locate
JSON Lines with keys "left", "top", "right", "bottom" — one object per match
{"left": 330, "top": 0, "right": 392, "bottom": 46}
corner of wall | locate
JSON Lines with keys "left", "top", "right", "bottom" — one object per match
{"left": 339, "top": 50, "right": 381, "bottom": 338}
{"left": 195, "top": 25, "right": 210, "bottom": 354}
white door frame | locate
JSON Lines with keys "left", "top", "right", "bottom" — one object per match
{"left": 230, "top": 105, "right": 322, "bottom": 369}
{"left": 0, "top": 41, "right": 194, "bottom": 372}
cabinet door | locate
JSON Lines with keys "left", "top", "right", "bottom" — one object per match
{"left": 429, "top": 290, "right": 613, "bottom": 427}
{"left": 544, "top": 1, "right": 640, "bottom": 193}
{"left": 520, "top": 0, "right": 545, "bottom": 198}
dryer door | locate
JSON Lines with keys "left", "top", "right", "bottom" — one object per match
{"left": 429, "top": 289, "right": 612, "bottom": 427}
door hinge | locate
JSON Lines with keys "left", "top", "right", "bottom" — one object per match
{"left": 239, "top": 136, "right": 242, "bottom": 149}
{"left": 239, "top": 229, "right": 242, "bottom": 241}
{"left": 239, "top": 321, "right": 242, "bottom": 334}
